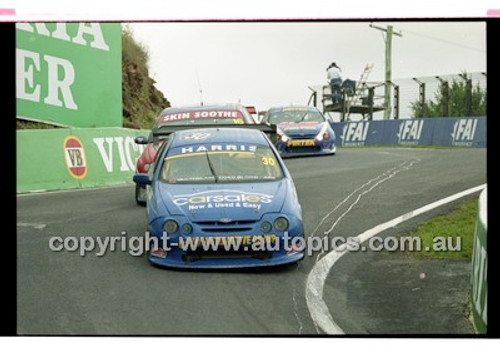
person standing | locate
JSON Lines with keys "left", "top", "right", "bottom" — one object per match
{"left": 326, "top": 62, "right": 342, "bottom": 104}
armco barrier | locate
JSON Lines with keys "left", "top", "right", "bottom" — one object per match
{"left": 471, "top": 187, "right": 487, "bottom": 334}
{"left": 331, "top": 117, "right": 486, "bottom": 147}
{"left": 17, "top": 127, "right": 149, "bottom": 193}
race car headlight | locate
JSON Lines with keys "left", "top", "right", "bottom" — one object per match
{"left": 280, "top": 134, "right": 289, "bottom": 142}
{"left": 181, "top": 223, "right": 193, "bottom": 235}
{"left": 164, "top": 220, "right": 178, "bottom": 234}
{"left": 260, "top": 221, "right": 272, "bottom": 233}
{"left": 274, "top": 217, "right": 289, "bottom": 231}
{"left": 277, "top": 127, "right": 289, "bottom": 142}
{"left": 315, "top": 123, "right": 330, "bottom": 141}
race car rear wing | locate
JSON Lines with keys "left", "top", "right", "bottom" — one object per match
{"left": 151, "top": 123, "right": 278, "bottom": 147}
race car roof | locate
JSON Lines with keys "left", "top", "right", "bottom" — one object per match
{"left": 159, "top": 103, "right": 252, "bottom": 114}
{"left": 170, "top": 127, "right": 270, "bottom": 147}
{"left": 267, "top": 105, "right": 321, "bottom": 112}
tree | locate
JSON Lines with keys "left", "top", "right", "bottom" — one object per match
{"left": 410, "top": 73, "right": 486, "bottom": 118}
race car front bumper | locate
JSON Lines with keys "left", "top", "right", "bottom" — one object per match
{"left": 148, "top": 247, "right": 304, "bottom": 268}
{"left": 276, "top": 138, "right": 337, "bottom": 157}
{"left": 146, "top": 219, "right": 305, "bottom": 269}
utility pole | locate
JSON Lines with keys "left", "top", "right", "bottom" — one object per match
{"left": 369, "top": 23, "right": 402, "bottom": 119}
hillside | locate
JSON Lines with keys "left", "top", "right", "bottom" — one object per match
{"left": 121, "top": 26, "right": 170, "bottom": 129}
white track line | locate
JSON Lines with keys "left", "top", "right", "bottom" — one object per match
{"left": 312, "top": 159, "right": 419, "bottom": 263}
{"left": 323, "top": 160, "right": 419, "bottom": 237}
{"left": 305, "top": 183, "right": 487, "bottom": 335}
{"left": 16, "top": 182, "right": 133, "bottom": 197}
{"left": 16, "top": 222, "right": 47, "bottom": 230}
{"left": 310, "top": 161, "right": 410, "bottom": 238}
{"left": 292, "top": 288, "right": 304, "bottom": 335}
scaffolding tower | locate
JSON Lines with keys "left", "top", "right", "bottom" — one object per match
{"left": 311, "top": 64, "right": 387, "bottom": 121}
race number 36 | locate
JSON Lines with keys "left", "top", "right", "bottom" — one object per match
{"left": 64, "top": 136, "right": 87, "bottom": 179}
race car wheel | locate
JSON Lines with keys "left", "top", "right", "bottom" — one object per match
{"left": 135, "top": 184, "right": 147, "bottom": 206}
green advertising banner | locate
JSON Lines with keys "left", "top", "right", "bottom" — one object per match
{"left": 17, "top": 128, "right": 150, "bottom": 193}
{"left": 16, "top": 23, "right": 122, "bottom": 128}
{"left": 471, "top": 188, "right": 487, "bottom": 334}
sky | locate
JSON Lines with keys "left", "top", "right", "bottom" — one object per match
{"left": 6, "top": 1, "right": 490, "bottom": 117}
{"left": 127, "top": 21, "right": 486, "bottom": 115}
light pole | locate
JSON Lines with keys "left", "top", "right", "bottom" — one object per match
{"left": 458, "top": 73, "right": 472, "bottom": 117}
{"left": 435, "top": 76, "right": 449, "bottom": 117}
{"left": 369, "top": 23, "right": 402, "bottom": 119}
{"left": 412, "top": 78, "right": 426, "bottom": 118}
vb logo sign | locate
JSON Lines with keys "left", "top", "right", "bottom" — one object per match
{"left": 64, "top": 136, "right": 87, "bottom": 179}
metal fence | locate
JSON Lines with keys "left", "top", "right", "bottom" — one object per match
{"left": 308, "top": 72, "right": 486, "bottom": 122}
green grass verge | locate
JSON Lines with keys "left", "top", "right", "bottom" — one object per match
{"left": 405, "top": 198, "right": 478, "bottom": 259}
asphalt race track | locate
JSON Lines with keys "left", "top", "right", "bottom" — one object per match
{"left": 17, "top": 147, "right": 486, "bottom": 335}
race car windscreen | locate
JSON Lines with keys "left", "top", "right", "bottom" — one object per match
{"left": 160, "top": 145, "right": 283, "bottom": 184}
{"left": 155, "top": 110, "right": 247, "bottom": 126}
{"left": 267, "top": 109, "right": 325, "bottom": 124}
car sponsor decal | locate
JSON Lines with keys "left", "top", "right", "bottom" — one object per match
{"left": 63, "top": 136, "right": 87, "bottom": 179}
{"left": 165, "top": 144, "right": 258, "bottom": 157}
{"left": 159, "top": 110, "right": 244, "bottom": 123}
{"left": 279, "top": 122, "right": 323, "bottom": 133}
{"left": 287, "top": 139, "right": 316, "bottom": 147}
{"left": 172, "top": 190, "right": 274, "bottom": 210}
{"left": 181, "top": 132, "right": 212, "bottom": 141}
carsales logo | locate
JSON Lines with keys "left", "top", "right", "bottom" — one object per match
{"left": 64, "top": 136, "right": 87, "bottom": 179}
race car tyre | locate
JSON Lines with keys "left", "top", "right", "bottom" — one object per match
{"left": 135, "top": 184, "right": 147, "bottom": 206}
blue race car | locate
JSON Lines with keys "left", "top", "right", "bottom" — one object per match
{"left": 134, "top": 125, "right": 305, "bottom": 268}
{"left": 261, "top": 106, "right": 337, "bottom": 157}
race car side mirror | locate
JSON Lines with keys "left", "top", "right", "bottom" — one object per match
{"left": 133, "top": 174, "right": 151, "bottom": 185}
{"left": 134, "top": 136, "right": 148, "bottom": 145}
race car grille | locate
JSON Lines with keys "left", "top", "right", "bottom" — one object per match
{"left": 194, "top": 220, "right": 257, "bottom": 233}
{"left": 285, "top": 146, "right": 321, "bottom": 153}
{"left": 182, "top": 249, "right": 272, "bottom": 262}
{"left": 201, "top": 227, "right": 253, "bottom": 232}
